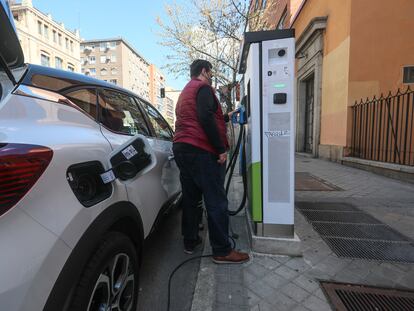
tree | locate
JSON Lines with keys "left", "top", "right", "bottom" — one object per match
{"left": 156, "top": 0, "right": 272, "bottom": 111}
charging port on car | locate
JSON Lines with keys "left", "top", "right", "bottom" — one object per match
{"left": 66, "top": 161, "right": 112, "bottom": 207}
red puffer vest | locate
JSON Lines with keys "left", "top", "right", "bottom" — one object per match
{"left": 174, "top": 78, "right": 229, "bottom": 154}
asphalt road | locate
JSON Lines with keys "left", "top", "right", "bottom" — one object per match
{"left": 137, "top": 205, "right": 206, "bottom": 311}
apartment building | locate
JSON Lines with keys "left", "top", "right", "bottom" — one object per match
{"left": 149, "top": 64, "right": 166, "bottom": 113}
{"left": 164, "top": 86, "right": 181, "bottom": 128}
{"left": 11, "top": 0, "right": 81, "bottom": 72}
{"left": 81, "top": 38, "right": 150, "bottom": 101}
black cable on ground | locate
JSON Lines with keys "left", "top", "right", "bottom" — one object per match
{"left": 166, "top": 254, "right": 212, "bottom": 311}
{"left": 166, "top": 235, "right": 237, "bottom": 311}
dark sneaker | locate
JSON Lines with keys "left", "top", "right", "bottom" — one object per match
{"left": 184, "top": 236, "right": 202, "bottom": 254}
{"left": 212, "top": 250, "right": 250, "bottom": 264}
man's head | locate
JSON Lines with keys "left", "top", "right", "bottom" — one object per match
{"left": 190, "top": 59, "right": 213, "bottom": 85}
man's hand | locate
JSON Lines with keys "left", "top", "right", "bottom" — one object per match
{"left": 217, "top": 152, "right": 227, "bottom": 164}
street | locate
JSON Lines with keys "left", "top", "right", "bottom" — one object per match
{"left": 138, "top": 205, "right": 206, "bottom": 311}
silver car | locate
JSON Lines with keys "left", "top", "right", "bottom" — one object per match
{"left": 0, "top": 1, "right": 180, "bottom": 310}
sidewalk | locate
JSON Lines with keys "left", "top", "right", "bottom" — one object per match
{"left": 190, "top": 154, "right": 414, "bottom": 311}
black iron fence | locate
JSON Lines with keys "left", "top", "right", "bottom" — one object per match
{"left": 350, "top": 87, "right": 414, "bottom": 166}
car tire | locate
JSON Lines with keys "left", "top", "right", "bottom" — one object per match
{"left": 69, "top": 232, "right": 139, "bottom": 311}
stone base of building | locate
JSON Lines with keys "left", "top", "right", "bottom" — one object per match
{"left": 342, "top": 157, "right": 414, "bottom": 184}
{"left": 318, "top": 144, "right": 343, "bottom": 162}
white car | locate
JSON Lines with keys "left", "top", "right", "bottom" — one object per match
{"left": 0, "top": 1, "right": 180, "bottom": 310}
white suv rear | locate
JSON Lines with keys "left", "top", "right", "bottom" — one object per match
{"left": 0, "top": 1, "right": 180, "bottom": 310}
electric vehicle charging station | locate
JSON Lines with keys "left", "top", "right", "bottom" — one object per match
{"left": 238, "top": 30, "right": 301, "bottom": 254}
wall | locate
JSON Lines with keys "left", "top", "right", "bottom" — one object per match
{"left": 293, "top": 0, "right": 352, "bottom": 152}
{"left": 348, "top": 0, "right": 414, "bottom": 103}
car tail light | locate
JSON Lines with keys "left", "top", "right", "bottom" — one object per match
{"left": 0, "top": 143, "right": 53, "bottom": 217}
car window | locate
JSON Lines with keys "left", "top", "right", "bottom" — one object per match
{"left": 138, "top": 99, "right": 173, "bottom": 140}
{"left": 65, "top": 88, "right": 97, "bottom": 119}
{"left": 98, "top": 89, "right": 150, "bottom": 136}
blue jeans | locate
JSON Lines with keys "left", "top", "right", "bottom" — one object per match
{"left": 174, "top": 151, "right": 231, "bottom": 257}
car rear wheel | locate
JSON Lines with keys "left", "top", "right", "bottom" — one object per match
{"left": 70, "top": 232, "right": 139, "bottom": 311}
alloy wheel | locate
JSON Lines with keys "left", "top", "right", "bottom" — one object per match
{"left": 87, "top": 253, "right": 135, "bottom": 311}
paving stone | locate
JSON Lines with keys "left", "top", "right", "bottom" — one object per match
{"left": 313, "top": 287, "right": 327, "bottom": 300}
{"left": 253, "top": 255, "right": 282, "bottom": 270}
{"left": 281, "top": 282, "right": 311, "bottom": 302}
{"left": 292, "top": 275, "right": 320, "bottom": 293}
{"left": 369, "top": 263, "right": 406, "bottom": 283}
{"left": 216, "top": 291, "right": 246, "bottom": 307}
{"left": 262, "top": 272, "right": 289, "bottom": 290}
{"left": 291, "top": 306, "right": 312, "bottom": 311}
{"left": 243, "top": 270, "right": 256, "bottom": 286}
{"left": 245, "top": 262, "right": 269, "bottom": 279}
{"left": 301, "top": 294, "right": 332, "bottom": 311}
{"left": 395, "top": 271, "right": 414, "bottom": 289}
{"left": 213, "top": 303, "right": 249, "bottom": 311}
{"left": 312, "top": 255, "right": 351, "bottom": 277}
{"left": 215, "top": 272, "right": 243, "bottom": 284}
{"left": 363, "top": 271, "right": 398, "bottom": 287}
{"left": 263, "top": 291, "right": 298, "bottom": 311}
{"left": 273, "top": 255, "right": 291, "bottom": 264}
{"left": 274, "top": 265, "right": 300, "bottom": 280}
{"left": 249, "top": 301, "right": 274, "bottom": 311}
{"left": 246, "top": 289, "right": 261, "bottom": 307}
{"left": 247, "top": 279, "right": 277, "bottom": 299}
{"left": 333, "top": 269, "right": 365, "bottom": 284}
{"left": 285, "top": 257, "right": 312, "bottom": 273}
{"left": 344, "top": 260, "right": 373, "bottom": 278}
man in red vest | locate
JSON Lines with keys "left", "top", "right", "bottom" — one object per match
{"left": 173, "top": 59, "right": 249, "bottom": 264}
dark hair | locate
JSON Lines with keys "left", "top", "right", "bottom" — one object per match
{"left": 190, "top": 59, "right": 212, "bottom": 77}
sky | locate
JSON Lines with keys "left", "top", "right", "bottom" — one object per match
{"left": 33, "top": 0, "right": 188, "bottom": 90}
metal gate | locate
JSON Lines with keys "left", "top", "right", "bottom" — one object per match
{"left": 350, "top": 87, "right": 414, "bottom": 166}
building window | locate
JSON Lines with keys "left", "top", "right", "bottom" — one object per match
{"left": 277, "top": 8, "right": 287, "bottom": 30}
{"left": 65, "top": 38, "right": 69, "bottom": 49}
{"left": 109, "top": 79, "right": 117, "bottom": 85}
{"left": 70, "top": 41, "right": 74, "bottom": 52}
{"left": 43, "top": 25, "right": 48, "bottom": 39}
{"left": 101, "top": 68, "right": 108, "bottom": 76}
{"left": 403, "top": 66, "right": 414, "bottom": 84}
{"left": 58, "top": 33, "right": 62, "bottom": 45}
{"left": 100, "top": 55, "right": 107, "bottom": 63}
{"left": 262, "top": 0, "right": 267, "bottom": 9}
{"left": 89, "top": 56, "right": 96, "bottom": 64}
{"left": 90, "top": 68, "right": 96, "bottom": 76}
{"left": 68, "top": 64, "right": 75, "bottom": 72}
{"left": 100, "top": 42, "right": 107, "bottom": 52}
{"left": 110, "top": 41, "right": 116, "bottom": 50}
{"left": 111, "top": 68, "right": 117, "bottom": 75}
{"left": 55, "top": 57, "right": 63, "bottom": 69}
{"left": 41, "top": 53, "right": 50, "bottom": 67}
{"left": 53, "top": 30, "right": 57, "bottom": 43}
{"left": 254, "top": 0, "right": 259, "bottom": 11}
{"left": 37, "top": 21, "right": 42, "bottom": 35}
{"left": 111, "top": 55, "right": 117, "bottom": 62}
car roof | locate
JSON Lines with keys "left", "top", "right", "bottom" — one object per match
{"left": 21, "top": 64, "right": 141, "bottom": 99}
